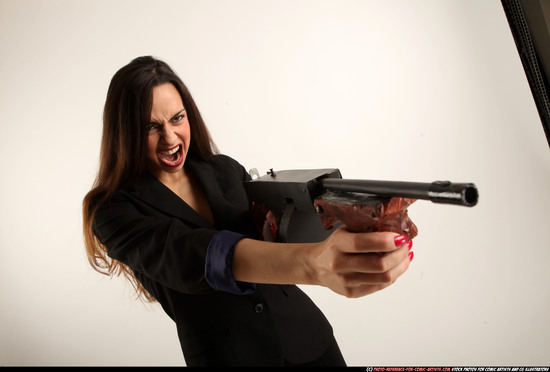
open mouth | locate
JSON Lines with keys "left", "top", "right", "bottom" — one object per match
{"left": 158, "top": 144, "right": 184, "bottom": 167}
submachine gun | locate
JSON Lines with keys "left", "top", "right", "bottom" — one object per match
{"left": 243, "top": 168, "right": 479, "bottom": 243}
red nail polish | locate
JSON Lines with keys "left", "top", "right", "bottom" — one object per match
{"left": 394, "top": 235, "right": 408, "bottom": 246}
{"left": 408, "top": 240, "right": 413, "bottom": 250}
{"left": 409, "top": 251, "right": 414, "bottom": 262}
{"left": 270, "top": 222, "right": 277, "bottom": 236}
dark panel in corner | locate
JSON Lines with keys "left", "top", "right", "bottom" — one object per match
{"left": 502, "top": 0, "right": 550, "bottom": 148}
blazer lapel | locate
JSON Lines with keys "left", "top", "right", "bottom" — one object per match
{"left": 186, "top": 157, "right": 226, "bottom": 228}
{"left": 128, "top": 172, "right": 213, "bottom": 229}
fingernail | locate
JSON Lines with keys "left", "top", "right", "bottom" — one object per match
{"left": 408, "top": 240, "right": 413, "bottom": 250}
{"left": 270, "top": 222, "right": 277, "bottom": 236}
{"left": 409, "top": 251, "right": 414, "bottom": 262}
{"left": 394, "top": 235, "right": 408, "bottom": 246}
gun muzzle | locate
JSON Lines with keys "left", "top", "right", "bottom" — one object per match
{"left": 319, "top": 178, "right": 479, "bottom": 207}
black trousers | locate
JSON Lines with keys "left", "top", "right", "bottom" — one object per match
{"left": 283, "top": 338, "right": 347, "bottom": 367}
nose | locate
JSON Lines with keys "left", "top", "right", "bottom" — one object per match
{"left": 161, "top": 124, "right": 178, "bottom": 143}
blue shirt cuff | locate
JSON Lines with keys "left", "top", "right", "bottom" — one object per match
{"left": 205, "top": 230, "right": 256, "bottom": 295}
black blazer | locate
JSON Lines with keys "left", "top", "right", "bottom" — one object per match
{"left": 93, "top": 154, "right": 335, "bottom": 366}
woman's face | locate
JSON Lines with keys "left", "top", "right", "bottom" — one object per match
{"left": 146, "top": 83, "right": 191, "bottom": 177}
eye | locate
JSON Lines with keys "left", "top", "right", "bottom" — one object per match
{"left": 173, "top": 114, "right": 185, "bottom": 122}
{"left": 147, "top": 123, "right": 159, "bottom": 131}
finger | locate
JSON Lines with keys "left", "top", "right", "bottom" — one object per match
{"left": 347, "top": 282, "right": 398, "bottom": 298}
{"left": 338, "top": 283, "right": 391, "bottom": 298}
{"left": 338, "top": 244, "right": 410, "bottom": 274}
{"left": 346, "top": 230, "right": 411, "bottom": 254}
{"left": 339, "top": 248, "right": 412, "bottom": 291}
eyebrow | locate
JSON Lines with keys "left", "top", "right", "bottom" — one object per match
{"left": 171, "top": 108, "right": 186, "bottom": 120}
{"left": 150, "top": 108, "right": 186, "bottom": 125}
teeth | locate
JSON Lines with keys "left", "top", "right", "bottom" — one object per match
{"left": 161, "top": 146, "right": 180, "bottom": 155}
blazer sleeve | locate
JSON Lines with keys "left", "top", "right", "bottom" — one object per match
{"left": 93, "top": 191, "right": 220, "bottom": 295}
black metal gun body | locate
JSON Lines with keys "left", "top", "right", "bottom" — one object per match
{"left": 243, "top": 168, "right": 478, "bottom": 243}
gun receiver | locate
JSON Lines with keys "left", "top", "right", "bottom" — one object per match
{"left": 243, "top": 168, "right": 479, "bottom": 243}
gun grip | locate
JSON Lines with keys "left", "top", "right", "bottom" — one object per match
{"left": 313, "top": 195, "right": 418, "bottom": 240}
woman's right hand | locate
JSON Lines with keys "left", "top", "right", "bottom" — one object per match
{"left": 232, "top": 226, "right": 413, "bottom": 297}
{"left": 304, "top": 226, "right": 414, "bottom": 298}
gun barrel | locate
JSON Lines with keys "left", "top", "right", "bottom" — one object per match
{"left": 319, "top": 178, "right": 478, "bottom": 207}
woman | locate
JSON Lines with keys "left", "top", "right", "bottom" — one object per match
{"left": 82, "top": 56, "right": 414, "bottom": 366}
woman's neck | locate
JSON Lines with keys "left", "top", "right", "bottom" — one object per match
{"left": 154, "top": 168, "right": 188, "bottom": 191}
{"left": 154, "top": 167, "right": 214, "bottom": 225}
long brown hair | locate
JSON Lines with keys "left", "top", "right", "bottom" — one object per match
{"left": 82, "top": 56, "right": 218, "bottom": 301}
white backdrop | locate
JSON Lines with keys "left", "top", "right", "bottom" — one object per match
{"left": 1, "top": 0, "right": 549, "bottom": 366}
